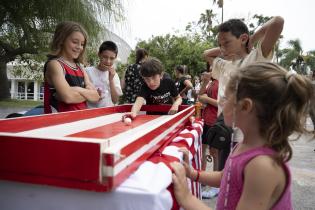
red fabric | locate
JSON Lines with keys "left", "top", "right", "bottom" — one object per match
{"left": 147, "top": 120, "right": 204, "bottom": 210}
{"left": 202, "top": 80, "right": 218, "bottom": 126}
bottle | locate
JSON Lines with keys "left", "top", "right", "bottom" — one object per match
{"left": 195, "top": 101, "right": 202, "bottom": 119}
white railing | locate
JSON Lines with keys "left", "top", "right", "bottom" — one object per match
{"left": 11, "top": 91, "right": 43, "bottom": 101}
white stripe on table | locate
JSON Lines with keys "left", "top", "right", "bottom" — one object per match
{"left": 17, "top": 113, "right": 125, "bottom": 137}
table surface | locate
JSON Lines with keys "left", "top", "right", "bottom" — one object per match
{"left": 0, "top": 120, "right": 203, "bottom": 210}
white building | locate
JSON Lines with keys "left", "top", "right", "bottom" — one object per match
{"left": 7, "top": 62, "right": 44, "bottom": 101}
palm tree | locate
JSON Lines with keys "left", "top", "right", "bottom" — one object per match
{"left": 212, "top": 0, "right": 223, "bottom": 22}
{"left": 197, "top": 9, "right": 217, "bottom": 43}
{"left": 304, "top": 51, "right": 315, "bottom": 73}
{"left": 279, "top": 39, "right": 303, "bottom": 72}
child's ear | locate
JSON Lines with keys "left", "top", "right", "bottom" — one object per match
{"left": 240, "top": 34, "right": 249, "bottom": 45}
{"left": 240, "top": 98, "right": 253, "bottom": 112}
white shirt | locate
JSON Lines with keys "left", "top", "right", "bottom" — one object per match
{"left": 86, "top": 66, "right": 122, "bottom": 108}
{"left": 212, "top": 42, "right": 273, "bottom": 142}
{"left": 212, "top": 42, "right": 273, "bottom": 115}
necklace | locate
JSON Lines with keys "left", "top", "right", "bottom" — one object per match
{"left": 59, "top": 57, "right": 77, "bottom": 69}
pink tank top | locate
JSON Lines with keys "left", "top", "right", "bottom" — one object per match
{"left": 216, "top": 146, "right": 292, "bottom": 210}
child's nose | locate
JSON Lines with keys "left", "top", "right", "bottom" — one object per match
{"left": 148, "top": 79, "right": 155, "bottom": 85}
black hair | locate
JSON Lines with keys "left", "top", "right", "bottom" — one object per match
{"left": 98, "top": 41, "right": 118, "bottom": 56}
{"left": 140, "top": 57, "right": 164, "bottom": 77}
{"left": 218, "top": 19, "right": 249, "bottom": 38}
{"left": 136, "top": 48, "right": 148, "bottom": 64}
{"left": 175, "top": 65, "right": 185, "bottom": 74}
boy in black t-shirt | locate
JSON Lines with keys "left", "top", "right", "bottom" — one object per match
{"left": 125, "top": 57, "right": 182, "bottom": 118}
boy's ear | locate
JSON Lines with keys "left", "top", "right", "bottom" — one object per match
{"left": 240, "top": 33, "right": 249, "bottom": 45}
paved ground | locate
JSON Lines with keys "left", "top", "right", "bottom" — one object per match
{"left": 0, "top": 107, "right": 28, "bottom": 119}
{"left": 202, "top": 124, "right": 315, "bottom": 209}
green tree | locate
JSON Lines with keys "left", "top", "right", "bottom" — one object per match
{"left": 279, "top": 39, "right": 303, "bottom": 70}
{"left": 247, "top": 14, "right": 272, "bottom": 35}
{"left": 186, "top": 9, "right": 219, "bottom": 45}
{"left": 197, "top": 9, "right": 218, "bottom": 43}
{"left": 0, "top": 0, "right": 123, "bottom": 99}
{"left": 133, "top": 34, "right": 213, "bottom": 78}
{"left": 304, "top": 51, "right": 315, "bottom": 73}
{"left": 281, "top": 40, "right": 315, "bottom": 75}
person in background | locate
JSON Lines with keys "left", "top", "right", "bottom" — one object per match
{"left": 192, "top": 75, "right": 201, "bottom": 102}
{"left": 122, "top": 48, "right": 148, "bottom": 103}
{"left": 171, "top": 62, "right": 312, "bottom": 210}
{"left": 174, "top": 65, "right": 193, "bottom": 105}
{"left": 198, "top": 67, "right": 219, "bottom": 199}
{"left": 203, "top": 16, "right": 284, "bottom": 171}
{"left": 44, "top": 21, "right": 100, "bottom": 113}
{"left": 86, "top": 41, "right": 122, "bottom": 108}
{"left": 162, "top": 71, "right": 172, "bottom": 80}
{"left": 186, "top": 74, "right": 195, "bottom": 104}
{"left": 124, "top": 57, "right": 182, "bottom": 118}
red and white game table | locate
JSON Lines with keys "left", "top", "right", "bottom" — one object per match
{"left": 0, "top": 105, "right": 203, "bottom": 210}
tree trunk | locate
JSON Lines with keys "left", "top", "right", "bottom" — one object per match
{"left": 0, "top": 61, "right": 11, "bottom": 100}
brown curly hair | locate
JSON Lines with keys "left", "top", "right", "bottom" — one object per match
{"left": 227, "top": 62, "right": 313, "bottom": 163}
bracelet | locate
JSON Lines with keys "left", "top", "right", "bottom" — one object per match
{"left": 195, "top": 170, "right": 200, "bottom": 182}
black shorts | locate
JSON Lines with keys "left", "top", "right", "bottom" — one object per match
{"left": 202, "top": 124, "right": 211, "bottom": 145}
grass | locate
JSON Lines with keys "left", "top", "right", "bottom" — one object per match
{"left": 0, "top": 99, "right": 43, "bottom": 108}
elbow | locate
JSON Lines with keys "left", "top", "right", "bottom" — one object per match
{"left": 274, "top": 16, "right": 284, "bottom": 23}
{"left": 273, "top": 16, "right": 284, "bottom": 28}
{"left": 203, "top": 50, "right": 212, "bottom": 62}
{"left": 203, "top": 51, "right": 208, "bottom": 59}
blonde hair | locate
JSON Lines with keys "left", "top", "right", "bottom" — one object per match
{"left": 227, "top": 62, "right": 313, "bottom": 163}
{"left": 49, "top": 21, "right": 88, "bottom": 64}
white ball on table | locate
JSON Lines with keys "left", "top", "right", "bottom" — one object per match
{"left": 124, "top": 117, "right": 132, "bottom": 126}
